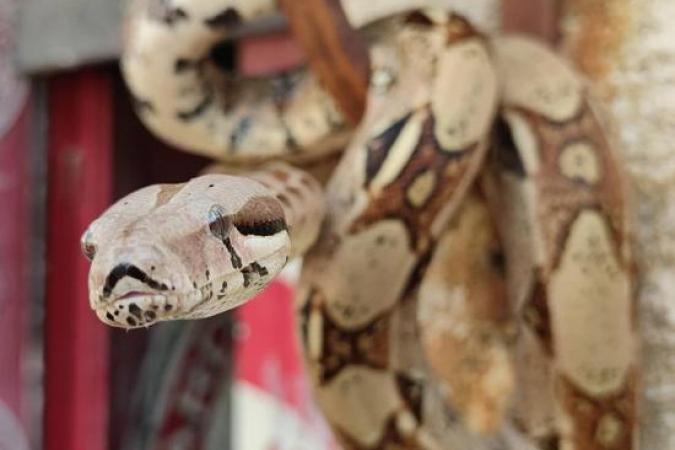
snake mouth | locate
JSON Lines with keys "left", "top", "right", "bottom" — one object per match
{"left": 115, "top": 290, "right": 155, "bottom": 301}
{"left": 95, "top": 293, "right": 176, "bottom": 329}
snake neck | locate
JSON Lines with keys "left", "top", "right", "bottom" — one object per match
{"left": 243, "top": 162, "right": 326, "bottom": 258}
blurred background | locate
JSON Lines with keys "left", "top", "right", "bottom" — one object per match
{"left": 1, "top": 0, "right": 674, "bottom": 449}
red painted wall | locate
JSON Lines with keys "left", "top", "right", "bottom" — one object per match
{"left": 44, "top": 70, "right": 112, "bottom": 450}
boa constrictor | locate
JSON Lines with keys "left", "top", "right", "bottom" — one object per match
{"left": 82, "top": 1, "right": 638, "bottom": 449}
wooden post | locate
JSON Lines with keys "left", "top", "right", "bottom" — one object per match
{"left": 45, "top": 69, "right": 112, "bottom": 450}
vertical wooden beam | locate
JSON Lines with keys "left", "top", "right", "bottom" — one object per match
{"left": 45, "top": 69, "right": 112, "bottom": 450}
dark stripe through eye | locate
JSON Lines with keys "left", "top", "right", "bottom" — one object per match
{"left": 208, "top": 205, "right": 231, "bottom": 240}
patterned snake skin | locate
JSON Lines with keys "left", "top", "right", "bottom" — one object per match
{"left": 82, "top": 2, "right": 638, "bottom": 449}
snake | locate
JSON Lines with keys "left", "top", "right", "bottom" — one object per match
{"left": 81, "top": 1, "right": 639, "bottom": 449}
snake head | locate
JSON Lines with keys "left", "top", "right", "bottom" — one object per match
{"left": 82, "top": 175, "right": 291, "bottom": 329}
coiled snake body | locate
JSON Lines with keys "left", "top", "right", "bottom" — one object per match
{"left": 82, "top": 1, "right": 638, "bottom": 449}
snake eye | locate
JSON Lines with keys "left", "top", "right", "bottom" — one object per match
{"left": 80, "top": 230, "right": 97, "bottom": 261}
{"left": 208, "top": 205, "right": 232, "bottom": 240}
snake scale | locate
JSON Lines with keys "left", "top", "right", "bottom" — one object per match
{"left": 82, "top": 0, "right": 639, "bottom": 449}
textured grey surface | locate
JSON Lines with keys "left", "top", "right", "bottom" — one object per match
{"left": 15, "top": 0, "right": 287, "bottom": 74}
{"left": 16, "top": 0, "right": 123, "bottom": 73}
